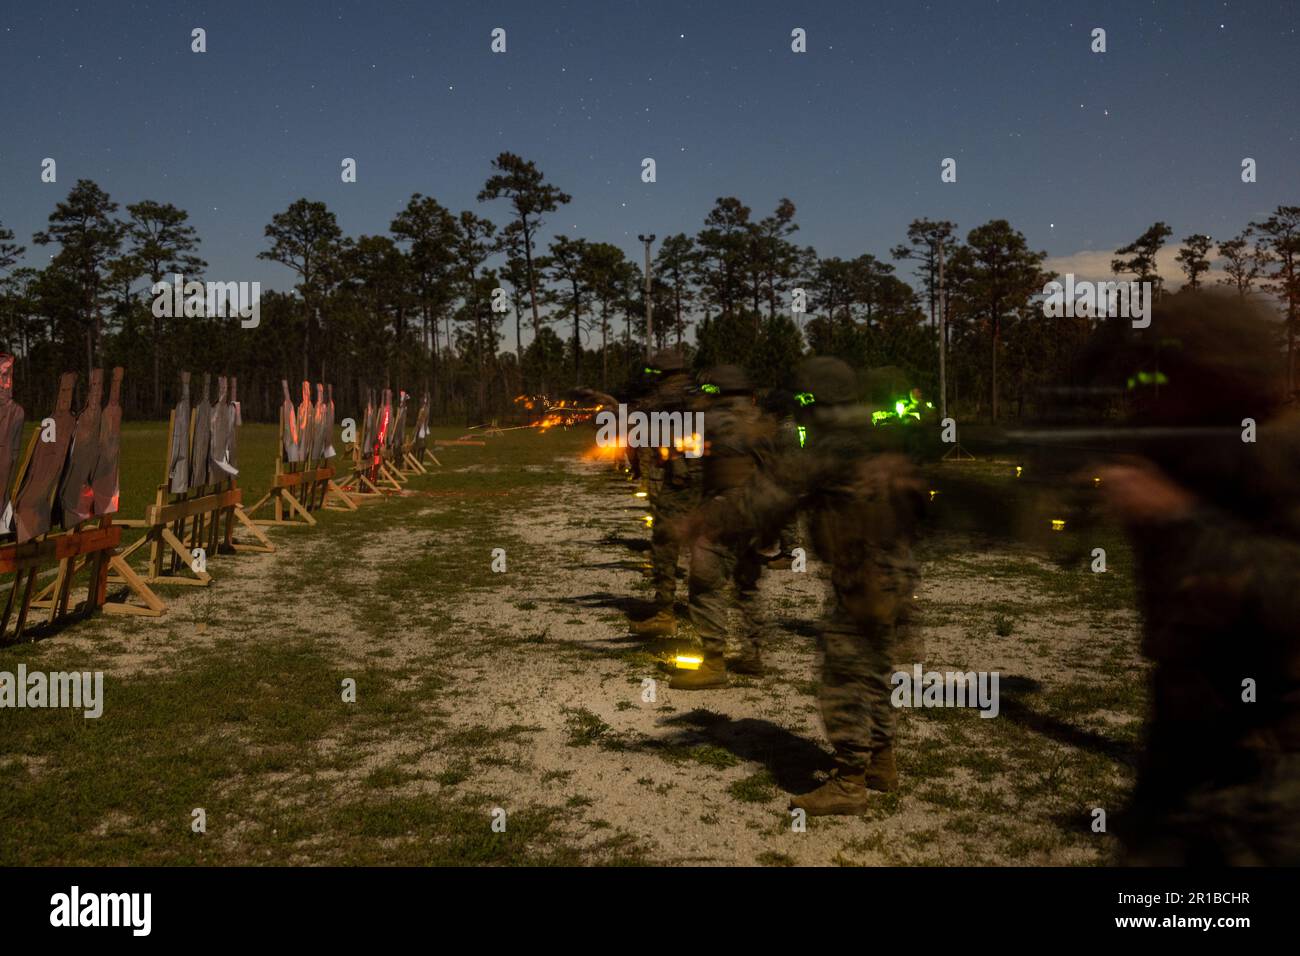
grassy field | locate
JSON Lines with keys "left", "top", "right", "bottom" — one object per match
{"left": 0, "top": 423, "right": 1147, "bottom": 866}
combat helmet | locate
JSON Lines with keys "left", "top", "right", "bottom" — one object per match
{"left": 792, "top": 356, "right": 858, "bottom": 408}
{"left": 698, "top": 364, "right": 751, "bottom": 396}
{"left": 1125, "top": 293, "right": 1283, "bottom": 427}
{"left": 646, "top": 347, "right": 689, "bottom": 376}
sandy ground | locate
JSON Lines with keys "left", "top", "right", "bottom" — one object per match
{"left": 359, "top": 452, "right": 1138, "bottom": 865}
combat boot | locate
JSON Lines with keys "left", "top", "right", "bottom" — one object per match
{"left": 630, "top": 608, "right": 676, "bottom": 638}
{"left": 863, "top": 746, "right": 898, "bottom": 792}
{"left": 669, "top": 655, "right": 728, "bottom": 690}
{"left": 789, "top": 767, "right": 872, "bottom": 816}
{"left": 766, "top": 551, "right": 794, "bottom": 571}
{"left": 729, "top": 649, "right": 765, "bottom": 676}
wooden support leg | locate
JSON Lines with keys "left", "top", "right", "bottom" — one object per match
{"left": 230, "top": 506, "right": 275, "bottom": 553}
{"left": 324, "top": 480, "right": 359, "bottom": 511}
{"left": 90, "top": 548, "right": 110, "bottom": 609}
{"left": 158, "top": 527, "right": 212, "bottom": 585}
{"left": 244, "top": 490, "right": 273, "bottom": 517}
{"left": 103, "top": 555, "right": 166, "bottom": 617}
{"left": 14, "top": 569, "right": 39, "bottom": 641}
{"left": 1, "top": 573, "right": 21, "bottom": 639}
{"left": 378, "top": 462, "right": 404, "bottom": 490}
{"left": 149, "top": 526, "right": 165, "bottom": 581}
{"left": 116, "top": 532, "right": 150, "bottom": 562}
{"left": 343, "top": 470, "right": 384, "bottom": 497}
{"left": 54, "top": 555, "right": 76, "bottom": 620}
{"left": 41, "top": 559, "right": 69, "bottom": 618}
{"left": 282, "top": 490, "right": 317, "bottom": 525}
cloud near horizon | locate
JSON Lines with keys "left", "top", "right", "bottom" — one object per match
{"left": 1043, "top": 244, "right": 1243, "bottom": 292}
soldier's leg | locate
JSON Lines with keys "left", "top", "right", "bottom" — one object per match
{"left": 649, "top": 520, "right": 678, "bottom": 607}
{"left": 732, "top": 545, "right": 771, "bottom": 671}
{"left": 821, "top": 580, "right": 902, "bottom": 788}
{"left": 816, "top": 606, "right": 885, "bottom": 773}
{"left": 686, "top": 537, "right": 733, "bottom": 660}
{"left": 630, "top": 533, "right": 680, "bottom": 638}
{"left": 630, "top": 480, "right": 681, "bottom": 638}
{"left": 848, "top": 548, "right": 916, "bottom": 789}
{"left": 671, "top": 537, "right": 731, "bottom": 689}
{"left": 650, "top": 488, "right": 691, "bottom": 607}
{"left": 791, "top": 605, "right": 888, "bottom": 815}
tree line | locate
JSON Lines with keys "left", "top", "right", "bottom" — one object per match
{"left": 1, "top": 153, "right": 1296, "bottom": 423}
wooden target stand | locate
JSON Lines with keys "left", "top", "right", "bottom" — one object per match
{"left": 113, "top": 407, "right": 273, "bottom": 601}
{"left": 336, "top": 443, "right": 390, "bottom": 499}
{"left": 401, "top": 422, "right": 442, "bottom": 473}
{"left": 2, "top": 432, "right": 164, "bottom": 642}
{"left": 335, "top": 439, "right": 405, "bottom": 498}
{"left": 334, "top": 397, "right": 446, "bottom": 500}
{"left": 359, "top": 442, "right": 407, "bottom": 491}
{"left": 381, "top": 443, "right": 410, "bottom": 486}
{"left": 399, "top": 439, "right": 430, "bottom": 475}
{"left": 1, "top": 519, "right": 168, "bottom": 640}
{"left": 245, "top": 407, "right": 358, "bottom": 526}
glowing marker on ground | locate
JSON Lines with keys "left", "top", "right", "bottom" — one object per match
{"left": 674, "top": 654, "right": 703, "bottom": 671}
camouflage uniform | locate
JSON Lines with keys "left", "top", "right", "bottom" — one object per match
{"left": 648, "top": 454, "right": 700, "bottom": 607}
{"left": 631, "top": 349, "right": 701, "bottom": 636}
{"left": 799, "top": 424, "right": 922, "bottom": 772}
{"left": 671, "top": 366, "right": 775, "bottom": 688}
{"left": 1103, "top": 297, "right": 1300, "bottom": 865}
{"left": 702, "top": 358, "right": 925, "bottom": 811}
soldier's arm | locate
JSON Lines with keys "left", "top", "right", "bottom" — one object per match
{"left": 1101, "top": 461, "right": 1300, "bottom": 636}
{"left": 572, "top": 387, "right": 620, "bottom": 411}
{"left": 697, "top": 444, "right": 819, "bottom": 543}
{"left": 1163, "top": 509, "right": 1300, "bottom": 637}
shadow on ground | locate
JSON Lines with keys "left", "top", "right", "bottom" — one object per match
{"left": 647, "top": 708, "right": 836, "bottom": 795}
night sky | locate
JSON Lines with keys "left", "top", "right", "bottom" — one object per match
{"left": 2, "top": 0, "right": 1296, "bottom": 348}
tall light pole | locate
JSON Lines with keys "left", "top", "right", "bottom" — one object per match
{"left": 637, "top": 234, "right": 656, "bottom": 358}
{"left": 936, "top": 236, "right": 948, "bottom": 422}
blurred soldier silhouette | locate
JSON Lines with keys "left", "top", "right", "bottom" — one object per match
{"left": 1085, "top": 294, "right": 1300, "bottom": 865}
{"left": 758, "top": 384, "right": 803, "bottom": 569}
{"left": 686, "top": 356, "right": 925, "bottom": 813}
{"left": 629, "top": 347, "right": 702, "bottom": 640}
{"left": 670, "top": 365, "right": 777, "bottom": 689}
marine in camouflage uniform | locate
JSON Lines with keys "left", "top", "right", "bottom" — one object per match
{"left": 1090, "top": 296, "right": 1300, "bottom": 865}
{"left": 694, "top": 357, "right": 925, "bottom": 814}
{"left": 670, "top": 365, "right": 777, "bottom": 690}
{"left": 629, "top": 348, "right": 702, "bottom": 639}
